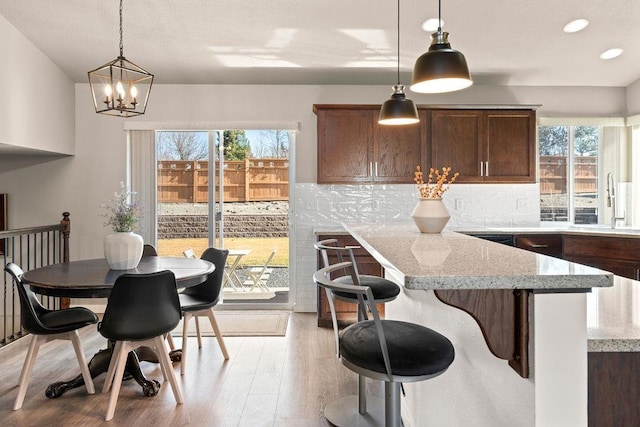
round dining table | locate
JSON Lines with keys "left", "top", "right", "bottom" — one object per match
{"left": 23, "top": 256, "right": 214, "bottom": 298}
{"left": 21, "top": 256, "right": 214, "bottom": 399}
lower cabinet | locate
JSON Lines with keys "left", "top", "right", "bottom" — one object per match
{"left": 563, "top": 235, "right": 640, "bottom": 280}
{"left": 588, "top": 352, "right": 640, "bottom": 426}
{"left": 316, "top": 234, "right": 385, "bottom": 327}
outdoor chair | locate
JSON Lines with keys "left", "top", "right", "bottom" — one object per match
{"left": 99, "top": 270, "right": 183, "bottom": 421}
{"left": 183, "top": 248, "right": 196, "bottom": 258}
{"left": 4, "top": 262, "right": 98, "bottom": 410}
{"left": 177, "top": 247, "right": 230, "bottom": 375}
{"left": 242, "top": 248, "right": 277, "bottom": 292}
{"left": 313, "top": 262, "right": 455, "bottom": 427}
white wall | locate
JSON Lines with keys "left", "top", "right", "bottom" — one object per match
{"left": 626, "top": 78, "right": 640, "bottom": 115}
{"left": 0, "top": 14, "right": 74, "bottom": 155}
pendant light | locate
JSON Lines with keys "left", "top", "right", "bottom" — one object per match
{"left": 410, "top": 0, "right": 472, "bottom": 94}
{"left": 379, "top": 0, "right": 420, "bottom": 125}
{"left": 88, "top": 0, "right": 154, "bottom": 117}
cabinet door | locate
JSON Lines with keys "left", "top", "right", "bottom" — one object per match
{"left": 373, "top": 110, "right": 428, "bottom": 183}
{"left": 317, "top": 109, "right": 373, "bottom": 183}
{"left": 484, "top": 110, "right": 536, "bottom": 183}
{"left": 431, "top": 110, "right": 484, "bottom": 182}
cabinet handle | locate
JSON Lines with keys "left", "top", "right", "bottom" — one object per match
{"left": 369, "top": 162, "right": 373, "bottom": 177}
{"left": 375, "top": 162, "right": 378, "bottom": 177}
{"left": 480, "top": 162, "right": 484, "bottom": 176}
{"left": 530, "top": 244, "right": 549, "bottom": 248}
{"left": 485, "top": 161, "right": 489, "bottom": 176}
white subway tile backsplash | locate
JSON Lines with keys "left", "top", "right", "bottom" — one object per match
{"left": 293, "top": 182, "right": 541, "bottom": 312}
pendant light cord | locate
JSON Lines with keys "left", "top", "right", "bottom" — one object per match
{"left": 119, "top": 0, "right": 124, "bottom": 57}
{"left": 396, "top": 0, "right": 400, "bottom": 84}
{"left": 437, "top": 0, "right": 442, "bottom": 32}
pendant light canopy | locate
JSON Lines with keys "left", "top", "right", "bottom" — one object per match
{"left": 379, "top": 0, "right": 419, "bottom": 125}
{"left": 410, "top": 0, "right": 472, "bottom": 94}
{"left": 88, "top": 0, "right": 153, "bottom": 117}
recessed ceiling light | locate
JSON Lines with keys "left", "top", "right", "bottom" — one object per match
{"left": 600, "top": 48, "right": 623, "bottom": 60}
{"left": 563, "top": 19, "right": 589, "bottom": 33}
{"left": 421, "top": 18, "right": 444, "bottom": 32}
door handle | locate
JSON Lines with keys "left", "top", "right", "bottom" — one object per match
{"left": 480, "top": 162, "right": 484, "bottom": 176}
{"left": 375, "top": 162, "right": 378, "bottom": 177}
{"left": 369, "top": 162, "right": 373, "bottom": 177}
{"left": 530, "top": 244, "right": 549, "bottom": 248}
{"left": 485, "top": 161, "right": 489, "bottom": 176}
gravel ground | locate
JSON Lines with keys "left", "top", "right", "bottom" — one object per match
{"left": 159, "top": 201, "right": 289, "bottom": 215}
{"left": 233, "top": 266, "right": 290, "bottom": 288}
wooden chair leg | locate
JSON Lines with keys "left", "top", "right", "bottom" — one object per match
{"left": 154, "top": 336, "right": 183, "bottom": 404}
{"left": 14, "top": 335, "right": 43, "bottom": 410}
{"left": 69, "top": 330, "right": 95, "bottom": 395}
{"left": 207, "top": 309, "right": 229, "bottom": 360}
{"left": 194, "top": 317, "right": 202, "bottom": 349}
{"left": 181, "top": 313, "right": 191, "bottom": 376}
{"left": 166, "top": 332, "right": 176, "bottom": 351}
{"left": 103, "top": 340, "right": 123, "bottom": 394}
{"left": 105, "top": 341, "right": 131, "bottom": 421}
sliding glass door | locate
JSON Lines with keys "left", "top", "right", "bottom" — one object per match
{"left": 154, "top": 129, "right": 290, "bottom": 308}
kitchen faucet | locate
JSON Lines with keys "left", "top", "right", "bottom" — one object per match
{"left": 606, "top": 172, "right": 625, "bottom": 228}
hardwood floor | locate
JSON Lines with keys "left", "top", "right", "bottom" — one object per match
{"left": 0, "top": 313, "right": 382, "bottom": 426}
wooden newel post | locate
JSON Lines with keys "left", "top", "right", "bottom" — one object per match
{"left": 60, "top": 212, "right": 71, "bottom": 309}
{"left": 60, "top": 212, "right": 70, "bottom": 263}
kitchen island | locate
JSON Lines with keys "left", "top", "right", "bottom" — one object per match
{"left": 342, "top": 222, "right": 613, "bottom": 427}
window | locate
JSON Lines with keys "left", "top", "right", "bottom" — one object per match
{"left": 539, "top": 126, "right": 599, "bottom": 224}
{"left": 539, "top": 123, "right": 625, "bottom": 225}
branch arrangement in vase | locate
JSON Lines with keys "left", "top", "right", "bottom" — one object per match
{"left": 414, "top": 166, "right": 459, "bottom": 199}
{"left": 101, "top": 182, "right": 141, "bottom": 232}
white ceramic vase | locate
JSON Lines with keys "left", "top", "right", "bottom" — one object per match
{"left": 411, "top": 198, "right": 451, "bottom": 233}
{"left": 104, "top": 232, "right": 144, "bottom": 270}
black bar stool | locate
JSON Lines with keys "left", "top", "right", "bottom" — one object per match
{"left": 315, "top": 238, "right": 401, "bottom": 424}
{"left": 314, "top": 261, "right": 455, "bottom": 427}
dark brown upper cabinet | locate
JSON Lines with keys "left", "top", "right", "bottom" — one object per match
{"left": 314, "top": 105, "right": 428, "bottom": 184}
{"left": 430, "top": 109, "right": 536, "bottom": 183}
{"left": 315, "top": 105, "right": 536, "bottom": 184}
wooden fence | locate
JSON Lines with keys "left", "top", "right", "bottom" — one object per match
{"left": 539, "top": 155, "right": 597, "bottom": 195}
{"left": 158, "top": 159, "right": 289, "bottom": 203}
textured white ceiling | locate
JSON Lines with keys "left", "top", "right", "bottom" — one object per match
{"left": 0, "top": 0, "right": 638, "bottom": 87}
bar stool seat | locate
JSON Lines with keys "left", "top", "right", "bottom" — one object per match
{"left": 333, "top": 275, "right": 400, "bottom": 302}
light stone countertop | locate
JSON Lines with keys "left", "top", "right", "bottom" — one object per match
{"left": 588, "top": 276, "right": 640, "bottom": 352}
{"left": 342, "top": 221, "right": 613, "bottom": 291}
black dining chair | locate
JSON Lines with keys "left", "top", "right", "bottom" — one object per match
{"left": 3, "top": 262, "right": 98, "bottom": 410}
{"left": 313, "top": 261, "right": 455, "bottom": 427}
{"left": 177, "top": 247, "right": 230, "bottom": 375}
{"left": 142, "top": 244, "right": 158, "bottom": 256}
{"left": 98, "top": 270, "right": 183, "bottom": 421}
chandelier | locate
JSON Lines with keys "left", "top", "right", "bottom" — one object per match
{"left": 88, "top": 0, "right": 153, "bottom": 117}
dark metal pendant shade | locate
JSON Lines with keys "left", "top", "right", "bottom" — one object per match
{"left": 379, "top": 85, "right": 420, "bottom": 125}
{"left": 378, "top": 0, "right": 420, "bottom": 126}
{"left": 411, "top": 31, "right": 472, "bottom": 94}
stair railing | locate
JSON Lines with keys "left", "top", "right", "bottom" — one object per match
{"left": 0, "top": 213, "right": 70, "bottom": 347}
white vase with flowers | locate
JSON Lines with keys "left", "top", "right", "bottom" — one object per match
{"left": 102, "top": 182, "right": 143, "bottom": 270}
{"left": 412, "top": 166, "right": 459, "bottom": 233}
